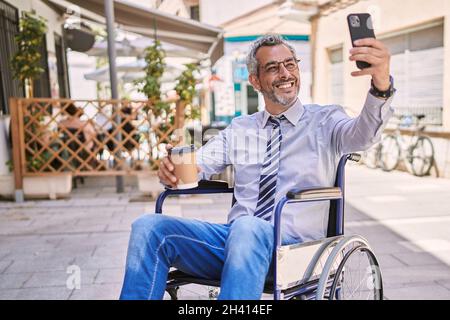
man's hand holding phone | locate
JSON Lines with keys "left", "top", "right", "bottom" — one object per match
{"left": 349, "top": 38, "right": 391, "bottom": 91}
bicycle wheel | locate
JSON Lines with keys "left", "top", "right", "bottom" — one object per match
{"left": 379, "top": 135, "right": 400, "bottom": 172}
{"left": 408, "top": 136, "right": 435, "bottom": 177}
{"left": 363, "top": 144, "right": 380, "bottom": 169}
{"left": 316, "top": 236, "right": 383, "bottom": 300}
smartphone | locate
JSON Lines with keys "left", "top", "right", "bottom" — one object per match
{"left": 347, "top": 13, "right": 376, "bottom": 69}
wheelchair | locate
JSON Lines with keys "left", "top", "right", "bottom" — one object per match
{"left": 155, "top": 153, "right": 383, "bottom": 300}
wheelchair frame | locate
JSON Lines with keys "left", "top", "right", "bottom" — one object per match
{"left": 155, "top": 153, "right": 383, "bottom": 300}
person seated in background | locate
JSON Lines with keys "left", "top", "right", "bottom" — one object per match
{"left": 105, "top": 106, "right": 140, "bottom": 155}
{"left": 59, "top": 103, "right": 105, "bottom": 174}
{"left": 60, "top": 103, "right": 97, "bottom": 152}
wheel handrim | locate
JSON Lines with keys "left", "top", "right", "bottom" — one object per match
{"left": 329, "top": 244, "right": 383, "bottom": 300}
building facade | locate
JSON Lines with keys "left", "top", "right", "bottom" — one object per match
{"left": 311, "top": 0, "right": 450, "bottom": 177}
{"left": 312, "top": 0, "right": 450, "bottom": 129}
{"left": 0, "top": 0, "right": 71, "bottom": 115}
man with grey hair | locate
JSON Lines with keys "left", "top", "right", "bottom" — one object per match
{"left": 120, "top": 34, "right": 395, "bottom": 300}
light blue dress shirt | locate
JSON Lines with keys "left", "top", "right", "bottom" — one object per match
{"left": 197, "top": 92, "right": 395, "bottom": 242}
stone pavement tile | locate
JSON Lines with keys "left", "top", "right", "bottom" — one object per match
{"left": 0, "top": 273, "right": 32, "bottom": 289}
{"left": 30, "top": 223, "right": 107, "bottom": 234}
{"left": 0, "top": 235, "right": 55, "bottom": 250}
{"left": 118, "top": 213, "right": 145, "bottom": 225}
{"left": 381, "top": 265, "right": 450, "bottom": 286}
{"left": 375, "top": 254, "right": 406, "bottom": 269}
{"left": 2, "top": 241, "right": 55, "bottom": 258}
{"left": 384, "top": 284, "right": 450, "bottom": 300}
{"left": 74, "top": 254, "right": 127, "bottom": 271}
{"left": 394, "top": 252, "right": 447, "bottom": 266}
{"left": 363, "top": 240, "right": 412, "bottom": 255}
{"left": 75, "top": 216, "right": 122, "bottom": 227}
{"left": 0, "top": 286, "right": 73, "bottom": 300}
{"left": 0, "top": 221, "right": 34, "bottom": 234}
{"left": 94, "top": 268, "right": 124, "bottom": 285}
{"left": 125, "top": 203, "right": 153, "bottom": 212}
{"left": 5, "top": 241, "right": 96, "bottom": 262}
{"left": 0, "top": 260, "right": 14, "bottom": 273}
{"left": 51, "top": 243, "right": 97, "bottom": 257}
{"left": 39, "top": 234, "right": 65, "bottom": 246}
{"left": 54, "top": 234, "right": 91, "bottom": 247}
{"left": 92, "top": 245, "right": 128, "bottom": 258}
{"left": 5, "top": 250, "right": 81, "bottom": 263}
{"left": 23, "top": 269, "right": 98, "bottom": 288}
{"left": 4, "top": 257, "right": 75, "bottom": 274}
{"left": 347, "top": 225, "right": 405, "bottom": 243}
{"left": 104, "top": 222, "right": 131, "bottom": 232}
{"left": 436, "top": 280, "right": 450, "bottom": 290}
{"left": 346, "top": 205, "right": 373, "bottom": 222}
{"left": 68, "top": 283, "right": 122, "bottom": 300}
{"left": 0, "top": 250, "right": 11, "bottom": 261}
{"left": 83, "top": 232, "right": 130, "bottom": 247}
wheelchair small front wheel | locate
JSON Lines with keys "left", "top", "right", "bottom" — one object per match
{"left": 316, "top": 236, "right": 383, "bottom": 300}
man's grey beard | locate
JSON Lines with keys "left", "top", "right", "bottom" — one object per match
{"left": 262, "top": 86, "right": 299, "bottom": 107}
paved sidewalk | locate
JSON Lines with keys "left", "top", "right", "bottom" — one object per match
{"left": 345, "top": 163, "right": 450, "bottom": 299}
{"left": 0, "top": 164, "right": 449, "bottom": 300}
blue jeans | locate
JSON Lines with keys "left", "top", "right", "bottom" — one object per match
{"left": 119, "top": 214, "right": 300, "bottom": 300}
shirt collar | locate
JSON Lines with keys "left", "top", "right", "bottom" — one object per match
{"left": 261, "top": 98, "right": 304, "bottom": 128}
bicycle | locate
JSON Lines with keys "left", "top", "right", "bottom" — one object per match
{"left": 362, "top": 140, "right": 382, "bottom": 169}
{"left": 379, "top": 114, "right": 435, "bottom": 177}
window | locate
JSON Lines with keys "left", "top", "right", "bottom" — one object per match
{"left": 55, "top": 33, "right": 70, "bottom": 98}
{"left": 0, "top": 1, "right": 23, "bottom": 114}
{"left": 190, "top": 5, "right": 200, "bottom": 21}
{"left": 32, "top": 35, "right": 51, "bottom": 98}
{"left": 384, "top": 23, "right": 444, "bottom": 125}
{"left": 328, "top": 47, "right": 344, "bottom": 106}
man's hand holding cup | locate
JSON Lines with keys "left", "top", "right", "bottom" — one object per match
{"left": 158, "top": 144, "right": 201, "bottom": 189}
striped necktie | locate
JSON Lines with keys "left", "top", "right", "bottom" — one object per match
{"left": 254, "top": 115, "right": 285, "bottom": 221}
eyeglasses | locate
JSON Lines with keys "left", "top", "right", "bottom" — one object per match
{"left": 261, "top": 57, "right": 301, "bottom": 75}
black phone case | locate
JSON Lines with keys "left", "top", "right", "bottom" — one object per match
{"left": 347, "top": 13, "right": 376, "bottom": 69}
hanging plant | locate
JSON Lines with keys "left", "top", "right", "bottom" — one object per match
{"left": 11, "top": 11, "right": 47, "bottom": 98}
{"left": 175, "top": 63, "right": 201, "bottom": 120}
{"left": 134, "top": 40, "right": 169, "bottom": 115}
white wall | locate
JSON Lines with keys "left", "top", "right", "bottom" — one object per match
{"left": 67, "top": 52, "right": 98, "bottom": 100}
{"left": 199, "top": 0, "right": 273, "bottom": 26}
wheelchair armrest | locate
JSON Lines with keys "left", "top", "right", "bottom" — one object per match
{"left": 163, "top": 180, "right": 231, "bottom": 192}
{"left": 156, "top": 180, "right": 233, "bottom": 213}
{"left": 286, "top": 187, "right": 342, "bottom": 201}
{"left": 197, "top": 180, "right": 230, "bottom": 189}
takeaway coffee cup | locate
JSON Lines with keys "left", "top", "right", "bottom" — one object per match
{"left": 168, "top": 145, "right": 198, "bottom": 189}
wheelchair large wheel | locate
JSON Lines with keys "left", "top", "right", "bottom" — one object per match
{"left": 316, "top": 236, "right": 383, "bottom": 300}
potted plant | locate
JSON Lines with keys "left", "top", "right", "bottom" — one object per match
{"left": 134, "top": 40, "right": 170, "bottom": 197}
{"left": 11, "top": 11, "right": 47, "bottom": 98}
{"left": 174, "top": 63, "right": 201, "bottom": 146}
{"left": 10, "top": 11, "right": 71, "bottom": 199}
